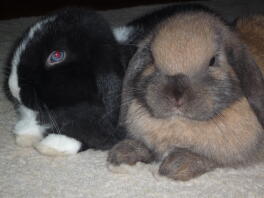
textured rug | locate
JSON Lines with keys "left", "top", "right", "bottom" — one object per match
{"left": 1, "top": 1, "right": 264, "bottom": 198}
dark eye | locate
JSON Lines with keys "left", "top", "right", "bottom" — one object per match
{"left": 47, "top": 50, "right": 66, "bottom": 66}
{"left": 209, "top": 56, "right": 215, "bottom": 67}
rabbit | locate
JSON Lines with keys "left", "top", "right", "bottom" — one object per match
{"left": 4, "top": 7, "right": 133, "bottom": 156}
{"left": 108, "top": 6, "right": 264, "bottom": 181}
{"left": 114, "top": 4, "right": 264, "bottom": 129}
{"left": 236, "top": 15, "right": 264, "bottom": 72}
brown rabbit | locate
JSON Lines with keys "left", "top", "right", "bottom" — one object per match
{"left": 108, "top": 10, "right": 264, "bottom": 181}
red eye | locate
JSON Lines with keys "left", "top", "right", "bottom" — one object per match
{"left": 47, "top": 50, "right": 66, "bottom": 66}
{"left": 54, "top": 51, "right": 62, "bottom": 58}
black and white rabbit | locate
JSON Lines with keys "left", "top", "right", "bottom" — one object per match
{"left": 4, "top": 8, "right": 132, "bottom": 155}
{"left": 108, "top": 5, "right": 264, "bottom": 181}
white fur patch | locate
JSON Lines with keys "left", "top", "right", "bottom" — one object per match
{"left": 14, "top": 105, "right": 47, "bottom": 147}
{"left": 8, "top": 17, "right": 56, "bottom": 102}
{"left": 113, "top": 26, "right": 134, "bottom": 43}
{"left": 14, "top": 105, "right": 47, "bottom": 136}
{"left": 35, "top": 134, "right": 81, "bottom": 156}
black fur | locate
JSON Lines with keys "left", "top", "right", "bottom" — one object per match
{"left": 5, "top": 8, "right": 129, "bottom": 151}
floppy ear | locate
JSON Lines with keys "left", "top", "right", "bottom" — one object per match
{"left": 119, "top": 47, "right": 153, "bottom": 122}
{"left": 226, "top": 42, "right": 264, "bottom": 128}
{"left": 125, "top": 47, "right": 153, "bottom": 82}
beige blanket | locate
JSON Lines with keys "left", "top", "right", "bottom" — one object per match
{"left": 1, "top": 2, "right": 264, "bottom": 197}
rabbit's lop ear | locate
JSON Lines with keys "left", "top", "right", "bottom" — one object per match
{"left": 130, "top": 47, "right": 152, "bottom": 68}
{"left": 126, "top": 47, "right": 152, "bottom": 78}
{"left": 225, "top": 36, "right": 264, "bottom": 128}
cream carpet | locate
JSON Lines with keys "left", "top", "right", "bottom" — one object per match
{"left": 1, "top": 1, "right": 264, "bottom": 197}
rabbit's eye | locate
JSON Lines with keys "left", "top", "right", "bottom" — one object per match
{"left": 47, "top": 50, "right": 66, "bottom": 66}
{"left": 209, "top": 56, "right": 215, "bottom": 67}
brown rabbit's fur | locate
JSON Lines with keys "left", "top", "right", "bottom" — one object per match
{"left": 108, "top": 12, "right": 264, "bottom": 181}
{"left": 152, "top": 12, "right": 217, "bottom": 75}
{"left": 127, "top": 98, "right": 262, "bottom": 165}
{"left": 236, "top": 15, "right": 264, "bottom": 72}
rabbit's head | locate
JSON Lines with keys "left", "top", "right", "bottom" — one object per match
{"left": 127, "top": 12, "right": 250, "bottom": 121}
{"left": 6, "top": 8, "right": 124, "bottom": 110}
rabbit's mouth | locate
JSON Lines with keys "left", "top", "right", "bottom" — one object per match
{"left": 148, "top": 106, "right": 217, "bottom": 122}
{"left": 143, "top": 92, "right": 223, "bottom": 122}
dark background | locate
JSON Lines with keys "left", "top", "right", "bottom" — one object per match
{"left": 2, "top": 0, "right": 201, "bottom": 19}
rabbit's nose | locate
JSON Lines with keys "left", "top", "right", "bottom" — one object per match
{"left": 174, "top": 97, "right": 184, "bottom": 107}
{"left": 164, "top": 73, "right": 190, "bottom": 107}
{"left": 164, "top": 87, "right": 185, "bottom": 108}
{"left": 172, "top": 86, "right": 185, "bottom": 107}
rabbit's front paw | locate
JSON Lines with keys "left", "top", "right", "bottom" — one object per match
{"left": 107, "top": 139, "right": 154, "bottom": 165}
{"left": 159, "top": 148, "right": 217, "bottom": 181}
{"left": 34, "top": 134, "right": 81, "bottom": 156}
